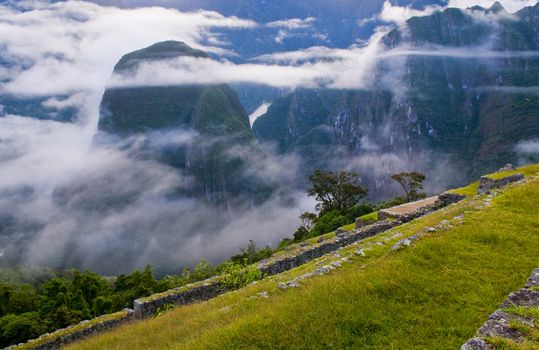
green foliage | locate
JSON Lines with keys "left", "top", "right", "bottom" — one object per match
{"left": 276, "top": 238, "right": 293, "bottom": 251}
{"left": 307, "top": 170, "right": 368, "bottom": 215}
{"left": 0, "top": 312, "right": 45, "bottom": 347}
{"left": 154, "top": 303, "right": 175, "bottom": 318}
{"left": 391, "top": 171, "right": 427, "bottom": 203}
{"left": 345, "top": 204, "right": 374, "bottom": 222}
{"left": 292, "top": 226, "right": 310, "bottom": 242}
{"left": 0, "top": 266, "right": 182, "bottom": 347}
{"left": 220, "top": 263, "right": 262, "bottom": 289}
{"left": 299, "top": 212, "right": 317, "bottom": 231}
{"left": 230, "top": 241, "right": 273, "bottom": 266}
{"left": 309, "top": 210, "right": 350, "bottom": 238}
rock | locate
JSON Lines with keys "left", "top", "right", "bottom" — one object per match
{"left": 525, "top": 268, "right": 539, "bottom": 288}
{"left": 258, "top": 291, "right": 269, "bottom": 298}
{"left": 278, "top": 282, "right": 287, "bottom": 289}
{"left": 478, "top": 310, "right": 525, "bottom": 341}
{"left": 477, "top": 173, "right": 524, "bottom": 194}
{"left": 391, "top": 238, "right": 413, "bottom": 251}
{"left": 438, "top": 193, "right": 467, "bottom": 206}
{"left": 409, "top": 234, "right": 421, "bottom": 241}
{"left": 336, "top": 229, "right": 348, "bottom": 239}
{"left": 390, "top": 232, "right": 403, "bottom": 239}
{"left": 313, "top": 266, "right": 331, "bottom": 275}
{"left": 317, "top": 237, "right": 325, "bottom": 243}
{"left": 355, "top": 249, "right": 366, "bottom": 256}
{"left": 330, "top": 261, "right": 342, "bottom": 268}
{"left": 460, "top": 337, "right": 489, "bottom": 350}
{"left": 288, "top": 280, "right": 300, "bottom": 288}
{"left": 500, "top": 288, "right": 539, "bottom": 308}
{"left": 424, "top": 226, "right": 436, "bottom": 233}
{"left": 498, "top": 163, "right": 516, "bottom": 172}
{"left": 299, "top": 242, "right": 309, "bottom": 247}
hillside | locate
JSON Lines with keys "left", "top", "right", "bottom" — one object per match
{"left": 253, "top": 3, "right": 539, "bottom": 185}
{"left": 59, "top": 164, "right": 539, "bottom": 350}
{"left": 98, "top": 41, "right": 265, "bottom": 205}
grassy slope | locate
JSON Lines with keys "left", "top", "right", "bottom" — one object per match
{"left": 68, "top": 165, "right": 539, "bottom": 350}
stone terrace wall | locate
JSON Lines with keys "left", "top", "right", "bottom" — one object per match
{"left": 258, "top": 193, "right": 465, "bottom": 277}
{"left": 461, "top": 268, "right": 539, "bottom": 349}
{"left": 477, "top": 173, "right": 524, "bottom": 194}
{"left": 6, "top": 309, "right": 135, "bottom": 350}
{"left": 133, "top": 280, "right": 226, "bottom": 319}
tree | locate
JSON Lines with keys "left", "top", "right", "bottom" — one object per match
{"left": 299, "top": 212, "right": 317, "bottom": 231}
{"left": 391, "top": 171, "right": 427, "bottom": 202}
{"left": 307, "top": 170, "right": 368, "bottom": 215}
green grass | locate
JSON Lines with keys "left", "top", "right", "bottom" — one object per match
{"left": 66, "top": 165, "right": 539, "bottom": 350}
{"left": 448, "top": 164, "right": 539, "bottom": 197}
{"left": 505, "top": 306, "right": 539, "bottom": 321}
{"left": 484, "top": 164, "right": 539, "bottom": 180}
{"left": 359, "top": 211, "right": 379, "bottom": 223}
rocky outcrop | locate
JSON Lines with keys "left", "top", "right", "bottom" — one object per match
{"left": 461, "top": 268, "right": 539, "bottom": 349}
{"left": 477, "top": 174, "right": 525, "bottom": 194}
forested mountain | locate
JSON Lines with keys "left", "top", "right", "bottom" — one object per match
{"left": 99, "top": 41, "right": 270, "bottom": 205}
{"left": 254, "top": 3, "right": 539, "bottom": 183}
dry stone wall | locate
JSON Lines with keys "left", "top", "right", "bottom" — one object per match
{"left": 5, "top": 309, "right": 135, "bottom": 350}
{"left": 461, "top": 268, "right": 539, "bottom": 350}
{"left": 477, "top": 174, "right": 524, "bottom": 194}
{"left": 133, "top": 280, "right": 226, "bottom": 319}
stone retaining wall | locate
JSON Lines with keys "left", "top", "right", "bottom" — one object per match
{"left": 477, "top": 173, "right": 524, "bottom": 194}
{"left": 461, "top": 268, "right": 539, "bottom": 350}
{"left": 6, "top": 309, "right": 135, "bottom": 350}
{"left": 133, "top": 280, "right": 226, "bottom": 319}
{"left": 259, "top": 192, "right": 465, "bottom": 277}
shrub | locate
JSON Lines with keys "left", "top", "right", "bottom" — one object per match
{"left": 220, "top": 262, "right": 262, "bottom": 289}
{"left": 309, "top": 210, "right": 349, "bottom": 238}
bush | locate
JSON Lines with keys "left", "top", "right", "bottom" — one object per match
{"left": 0, "top": 312, "right": 46, "bottom": 347}
{"left": 231, "top": 241, "right": 273, "bottom": 265}
{"left": 309, "top": 210, "right": 349, "bottom": 238}
{"left": 345, "top": 204, "right": 374, "bottom": 222}
{"left": 293, "top": 226, "right": 309, "bottom": 242}
{"left": 220, "top": 262, "right": 262, "bottom": 289}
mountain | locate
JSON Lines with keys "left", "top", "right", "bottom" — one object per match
{"left": 98, "top": 41, "right": 266, "bottom": 205}
{"left": 253, "top": 3, "right": 539, "bottom": 185}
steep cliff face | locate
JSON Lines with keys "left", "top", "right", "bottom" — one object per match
{"left": 98, "top": 41, "right": 263, "bottom": 205}
{"left": 253, "top": 4, "right": 539, "bottom": 182}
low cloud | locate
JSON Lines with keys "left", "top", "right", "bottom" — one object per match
{"left": 0, "top": 0, "right": 254, "bottom": 100}
{"left": 515, "top": 139, "right": 539, "bottom": 154}
{"left": 266, "top": 17, "right": 316, "bottom": 29}
{"left": 379, "top": 1, "right": 443, "bottom": 25}
{"left": 0, "top": 113, "right": 313, "bottom": 274}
